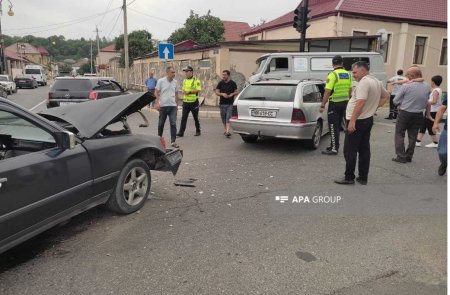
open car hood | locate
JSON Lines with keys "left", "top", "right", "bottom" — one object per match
{"left": 39, "top": 92, "right": 154, "bottom": 138}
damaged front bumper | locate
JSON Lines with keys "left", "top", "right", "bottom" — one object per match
{"left": 155, "top": 148, "right": 183, "bottom": 175}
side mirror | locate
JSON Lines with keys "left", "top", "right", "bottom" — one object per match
{"left": 54, "top": 131, "right": 76, "bottom": 150}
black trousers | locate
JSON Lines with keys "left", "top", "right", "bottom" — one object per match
{"left": 388, "top": 94, "right": 398, "bottom": 119}
{"left": 395, "top": 110, "right": 423, "bottom": 160}
{"left": 327, "top": 101, "right": 348, "bottom": 151}
{"left": 344, "top": 117, "right": 374, "bottom": 181}
{"left": 178, "top": 100, "right": 200, "bottom": 135}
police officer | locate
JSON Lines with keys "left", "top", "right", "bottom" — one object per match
{"left": 320, "top": 55, "right": 352, "bottom": 155}
{"left": 177, "top": 66, "right": 202, "bottom": 137}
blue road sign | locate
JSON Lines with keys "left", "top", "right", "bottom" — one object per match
{"left": 158, "top": 43, "right": 174, "bottom": 60}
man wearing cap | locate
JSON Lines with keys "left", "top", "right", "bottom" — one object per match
{"left": 177, "top": 66, "right": 202, "bottom": 137}
{"left": 320, "top": 55, "right": 353, "bottom": 155}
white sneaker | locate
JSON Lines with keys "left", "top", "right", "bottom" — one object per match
{"left": 415, "top": 142, "right": 422, "bottom": 147}
{"left": 425, "top": 142, "right": 438, "bottom": 148}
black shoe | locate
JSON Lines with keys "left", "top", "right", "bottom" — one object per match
{"left": 225, "top": 132, "right": 231, "bottom": 138}
{"left": 176, "top": 133, "right": 184, "bottom": 137}
{"left": 334, "top": 177, "right": 355, "bottom": 185}
{"left": 194, "top": 131, "right": 201, "bottom": 136}
{"left": 384, "top": 117, "right": 393, "bottom": 120}
{"left": 356, "top": 177, "right": 368, "bottom": 185}
{"left": 325, "top": 146, "right": 333, "bottom": 151}
{"left": 406, "top": 158, "right": 412, "bottom": 163}
{"left": 438, "top": 164, "right": 447, "bottom": 176}
{"left": 322, "top": 149, "right": 338, "bottom": 155}
{"left": 392, "top": 157, "right": 407, "bottom": 163}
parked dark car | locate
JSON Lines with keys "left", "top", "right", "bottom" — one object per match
{"left": 14, "top": 74, "right": 38, "bottom": 89}
{"left": 47, "top": 76, "right": 128, "bottom": 108}
{"left": 0, "top": 93, "right": 183, "bottom": 254}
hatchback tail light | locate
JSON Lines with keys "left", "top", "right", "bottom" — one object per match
{"left": 88, "top": 91, "right": 98, "bottom": 100}
{"left": 291, "top": 108, "right": 306, "bottom": 124}
{"left": 231, "top": 105, "right": 238, "bottom": 119}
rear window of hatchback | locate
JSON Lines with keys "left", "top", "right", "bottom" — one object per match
{"left": 239, "top": 84, "right": 297, "bottom": 102}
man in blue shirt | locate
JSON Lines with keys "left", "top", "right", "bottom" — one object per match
{"left": 432, "top": 94, "right": 447, "bottom": 175}
{"left": 145, "top": 69, "right": 157, "bottom": 107}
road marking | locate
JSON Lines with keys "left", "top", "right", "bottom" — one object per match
{"left": 29, "top": 99, "right": 47, "bottom": 111}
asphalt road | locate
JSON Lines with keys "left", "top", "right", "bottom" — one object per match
{"left": 0, "top": 88, "right": 446, "bottom": 294}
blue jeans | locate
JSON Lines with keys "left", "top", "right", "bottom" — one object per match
{"left": 220, "top": 104, "right": 233, "bottom": 124}
{"left": 158, "top": 106, "right": 177, "bottom": 143}
{"left": 438, "top": 127, "right": 447, "bottom": 166}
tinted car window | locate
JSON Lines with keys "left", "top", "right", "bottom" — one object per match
{"left": 52, "top": 80, "right": 92, "bottom": 91}
{"left": 267, "top": 58, "right": 289, "bottom": 72}
{"left": 25, "top": 69, "right": 41, "bottom": 75}
{"left": 342, "top": 57, "right": 370, "bottom": 71}
{"left": 239, "top": 84, "right": 296, "bottom": 102}
{"left": 93, "top": 80, "right": 116, "bottom": 91}
{"left": 302, "top": 84, "right": 322, "bottom": 103}
{"left": 0, "top": 111, "right": 55, "bottom": 143}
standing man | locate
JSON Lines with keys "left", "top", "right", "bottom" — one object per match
{"left": 145, "top": 69, "right": 157, "bottom": 107}
{"left": 392, "top": 66, "right": 431, "bottom": 163}
{"left": 335, "top": 61, "right": 389, "bottom": 185}
{"left": 320, "top": 55, "right": 353, "bottom": 155}
{"left": 154, "top": 66, "right": 180, "bottom": 148}
{"left": 177, "top": 66, "right": 202, "bottom": 137}
{"left": 385, "top": 69, "right": 407, "bottom": 120}
{"left": 432, "top": 94, "right": 447, "bottom": 175}
{"left": 215, "top": 70, "right": 239, "bottom": 137}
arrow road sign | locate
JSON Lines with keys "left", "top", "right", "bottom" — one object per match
{"left": 158, "top": 43, "right": 174, "bottom": 60}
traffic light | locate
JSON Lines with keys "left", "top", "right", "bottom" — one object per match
{"left": 303, "top": 7, "right": 311, "bottom": 31}
{"left": 293, "top": 7, "right": 304, "bottom": 33}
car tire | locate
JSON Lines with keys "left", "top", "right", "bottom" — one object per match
{"left": 13, "top": 88, "right": 17, "bottom": 93}
{"left": 106, "top": 159, "right": 151, "bottom": 214}
{"left": 306, "top": 121, "right": 322, "bottom": 150}
{"left": 7, "top": 89, "right": 12, "bottom": 95}
{"left": 240, "top": 134, "right": 258, "bottom": 143}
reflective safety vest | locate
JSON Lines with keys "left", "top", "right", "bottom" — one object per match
{"left": 325, "top": 68, "right": 352, "bottom": 102}
{"left": 182, "top": 77, "right": 202, "bottom": 102}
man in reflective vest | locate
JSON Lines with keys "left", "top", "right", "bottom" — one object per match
{"left": 177, "top": 66, "right": 202, "bottom": 137}
{"left": 319, "top": 55, "right": 352, "bottom": 155}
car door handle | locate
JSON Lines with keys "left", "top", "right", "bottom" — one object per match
{"left": 0, "top": 178, "right": 7, "bottom": 188}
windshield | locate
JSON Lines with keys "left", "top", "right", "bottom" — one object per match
{"left": 0, "top": 76, "right": 8, "bottom": 82}
{"left": 51, "top": 80, "right": 92, "bottom": 91}
{"left": 239, "top": 84, "right": 297, "bottom": 102}
{"left": 254, "top": 57, "right": 268, "bottom": 75}
{"left": 25, "top": 69, "right": 42, "bottom": 75}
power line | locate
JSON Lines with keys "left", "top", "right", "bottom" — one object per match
{"left": 4, "top": 6, "right": 121, "bottom": 34}
{"left": 128, "top": 7, "right": 184, "bottom": 25}
{"left": 96, "top": 0, "right": 114, "bottom": 28}
{"left": 108, "top": 9, "right": 123, "bottom": 39}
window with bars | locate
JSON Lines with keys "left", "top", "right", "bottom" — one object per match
{"left": 413, "top": 36, "right": 427, "bottom": 64}
{"left": 440, "top": 39, "right": 447, "bottom": 66}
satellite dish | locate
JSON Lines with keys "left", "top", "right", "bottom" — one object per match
{"left": 376, "top": 29, "right": 388, "bottom": 45}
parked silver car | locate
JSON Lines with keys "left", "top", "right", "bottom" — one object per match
{"left": 230, "top": 80, "right": 329, "bottom": 149}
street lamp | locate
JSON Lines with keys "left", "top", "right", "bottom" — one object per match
{"left": 0, "top": 0, "right": 14, "bottom": 75}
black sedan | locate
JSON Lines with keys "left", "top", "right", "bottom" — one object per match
{"left": 14, "top": 74, "right": 38, "bottom": 89}
{"left": 0, "top": 93, "right": 182, "bottom": 254}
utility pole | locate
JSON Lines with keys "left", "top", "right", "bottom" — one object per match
{"left": 90, "top": 40, "right": 93, "bottom": 74}
{"left": 95, "top": 26, "right": 101, "bottom": 72}
{"left": 123, "top": 0, "right": 129, "bottom": 88}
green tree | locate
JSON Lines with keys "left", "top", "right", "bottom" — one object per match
{"left": 78, "top": 63, "right": 95, "bottom": 75}
{"left": 115, "top": 30, "right": 154, "bottom": 67}
{"left": 168, "top": 10, "right": 224, "bottom": 45}
{"left": 59, "top": 64, "right": 73, "bottom": 73}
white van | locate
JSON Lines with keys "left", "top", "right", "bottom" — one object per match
{"left": 24, "top": 65, "right": 47, "bottom": 86}
{"left": 249, "top": 52, "right": 386, "bottom": 85}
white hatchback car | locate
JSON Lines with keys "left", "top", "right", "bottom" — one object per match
{"left": 230, "top": 80, "right": 329, "bottom": 149}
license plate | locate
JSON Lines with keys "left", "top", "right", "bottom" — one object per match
{"left": 251, "top": 109, "right": 277, "bottom": 118}
{"left": 59, "top": 102, "right": 76, "bottom": 105}
{"left": 19, "top": 80, "right": 25, "bottom": 83}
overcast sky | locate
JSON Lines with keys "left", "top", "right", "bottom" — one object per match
{"left": 2, "top": 0, "right": 301, "bottom": 41}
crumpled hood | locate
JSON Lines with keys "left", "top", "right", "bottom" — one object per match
{"left": 39, "top": 92, "right": 154, "bottom": 138}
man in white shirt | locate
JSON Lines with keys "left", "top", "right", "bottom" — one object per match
{"left": 154, "top": 66, "right": 181, "bottom": 148}
{"left": 335, "top": 61, "right": 389, "bottom": 185}
{"left": 386, "top": 69, "right": 406, "bottom": 119}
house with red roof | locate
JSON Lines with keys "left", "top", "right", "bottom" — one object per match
{"left": 222, "top": 21, "right": 251, "bottom": 41}
{"left": 96, "top": 43, "right": 120, "bottom": 70}
{"left": 242, "top": 0, "right": 447, "bottom": 89}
